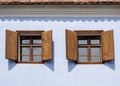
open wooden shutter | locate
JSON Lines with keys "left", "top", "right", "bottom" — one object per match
{"left": 6, "top": 30, "right": 17, "bottom": 61}
{"left": 42, "top": 30, "right": 52, "bottom": 61}
{"left": 66, "top": 30, "right": 78, "bottom": 61}
{"left": 102, "top": 30, "right": 114, "bottom": 61}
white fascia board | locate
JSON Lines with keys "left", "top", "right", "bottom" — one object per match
{"left": 0, "top": 5, "right": 120, "bottom": 17}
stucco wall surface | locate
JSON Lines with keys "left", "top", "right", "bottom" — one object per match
{"left": 0, "top": 17, "right": 120, "bottom": 86}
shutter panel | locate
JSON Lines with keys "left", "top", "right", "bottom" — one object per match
{"left": 6, "top": 30, "right": 17, "bottom": 61}
{"left": 102, "top": 30, "right": 114, "bottom": 61}
{"left": 42, "top": 30, "right": 52, "bottom": 61}
{"left": 66, "top": 30, "right": 78, "bottom": 61}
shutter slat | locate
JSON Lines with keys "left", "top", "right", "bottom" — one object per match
{"left": 6, "top": 30, "right": 17, "bottom": 61}
{"left": 66, "top": 30, "right": 78, "bottom": 61}
{"left": 102, "top": 30, "right": 114, "bottom": 61}
{"left": 42, "top": 30, "right": 52, "bottom": 61}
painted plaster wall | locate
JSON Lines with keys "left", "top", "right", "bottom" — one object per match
{"left": 0, "top": 17, "right": 120, "bottom": 86}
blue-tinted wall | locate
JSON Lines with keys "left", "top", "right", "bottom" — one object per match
{"left": 0, "top": 17, "right": 120, "bottom": 86}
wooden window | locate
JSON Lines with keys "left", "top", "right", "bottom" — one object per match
{"left": 6, "top": 30, "right": 52, "bottom": 64}
{"left": 78, "top": 35, "right": 102, "bottom": 64}
{"left": 19, "top": 35, "right": 42, "bottom": 63}
{"left": 66, "top": 30, "right": 114, "bottom": 64}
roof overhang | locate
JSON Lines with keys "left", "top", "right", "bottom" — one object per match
{"left": 0, "top": 0, "right": 120, "bottom": 5}
{"left": 0, "top": 5, "right": 120, "bottom": 17}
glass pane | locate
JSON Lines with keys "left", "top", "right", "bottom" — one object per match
{"left": 22, "top": 56, "right": 30, "bottom": 61}
{"left": 91, "top": 48, "right": 100, "bottom": 55}
{"left": 22, "top": 47, "right": 30, "bottom": 55}
{"left": 78, "top": 40, "right": 87, "bottom": 44}
{"left": 33, "top": 40, "right": 41, "bottom": 44}
{"left": 33, "top": 47, "right": 41, "bottom": 55}
{"left": 33, "top": 56, "right": 42, "bottom": 62}
{"left": 91, "top": 56, "right": 101, "bottom": 62}
{"left": 22, "top": 40, "right": 30, "bottom": 44}
{"left": 78, "top": 48, "right": 88, "bottom": 55}
{"left": 78, "top": 56, "right": 88, "bottom": 62}
{"left": 91, "top": 40, "right": 100, "bottom": 44}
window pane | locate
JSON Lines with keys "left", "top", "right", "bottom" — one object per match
{"left": 91, "top": 56, "right": 101, "bottom": 62}
{"left": 22, "top": 56, "right": 30, "bottom": 61}
{"left": 78, "top": 36, "right": 88, "bottom": 44}
{"left": 33, "top": 47, "right": 41, "bottom": 55}
{"left": 33, "top": 40, "right": 41, "bottom": 44}
{"left": 21, "top": 36, "right": 30, "bottom": 44}
{"left": 33, "top": 56, "right": 42, "bottom": 62}
{"left": 78, "top": 56, "right": 88, "bottom": 62}
{"left": 78, "top": 48, "right": 88, "bottom": 55}
{"left": 22, "top": 47, "right": 30, "bottom": 55}
{"left": 91, "top": 40, "right": 100, "bottom": 44}
{"left": 22, "top": 40, "right": 30, "bottom": 44}
{"left": 91, "top": 48, "right": 100, "bottom": 55}
{"left": 78, "top": 40, "right": 87, "bottom": 44}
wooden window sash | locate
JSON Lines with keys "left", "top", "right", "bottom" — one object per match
{"left": 68, "top": 30, "right": 114, "bottom": 63}
{"left": 17, "top": 31, "right": 43, "bottom": 63}
{"left": 77, "top": 31, "right": 102, "bottom": 63}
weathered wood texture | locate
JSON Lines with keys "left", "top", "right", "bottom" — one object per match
{"left": 6, "top": 30, "right": 17, "bottom": 60}
{"left": 66, "top": 30, "right": 78, "bottom": 61}
{"left": 102, "top": 30, "right": 114, "bottom": 61}
{"left": 42, "top": 30, "right": 52, "bottom": 61}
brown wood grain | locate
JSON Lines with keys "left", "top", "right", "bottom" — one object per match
{"left": 6, "top": 30, "right": 18, "bottom": 61}
{"left": 17, "top": 31, "right": 44, "bottom": 35}
{"left": 102, "top": 30, "right": 114, "bottom": 61}
{"left": 66, "top": 30, "right": 78, "bottom": 61}
{"left": 42, "top": 30, "right": 52, "bottom": 61}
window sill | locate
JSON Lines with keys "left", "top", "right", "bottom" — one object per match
{"left": 76, "top": 62, "right": 103, "bottom": 64}
{"left": 17, "top": 61, "right": 43, "bottom": 64}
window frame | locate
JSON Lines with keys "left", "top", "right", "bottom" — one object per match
{"left": 17, "top": 31, "right": 44, "bottom": 64}
{"left": 75, "top": 30, "right": 103, "bottom": 64}
{"left": 66, "top": 29, "right": 114, "bottom": 64}
{"left": 6, "top": 29, "right": 52, "bottom": 64}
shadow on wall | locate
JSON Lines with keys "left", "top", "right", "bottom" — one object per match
{"left": 44, "top": 41, "right": 54, "bottom": 72}
{"left": 8, "top": 59, "right": 16, "bottom": 71}
{"left": 68, "top": 60, "right": 77, "bottom": 72}
{"left": 1, "top": 17, "right": 120, "bottom": 22}
{"left": 68, "top": 60, "right": 115, "bottom": 72}
{"left": 8, "top": 56, "right": 115, "bottom": 71}
{"left": 104, "top": 60, "right": 115, "bottom": 70}
{"left": 8, "top": 42, "right": 55, "bottom": 71}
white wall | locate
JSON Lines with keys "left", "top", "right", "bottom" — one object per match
{"left": 0, "top": 17, "right": 120, "bottom": 86}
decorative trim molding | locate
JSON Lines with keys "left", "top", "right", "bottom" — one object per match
{"left": 0, "top": 5, "right": 120, "bottom": 17}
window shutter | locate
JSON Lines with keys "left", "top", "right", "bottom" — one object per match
{"left": 42, "top": 30, "right": 52, "bottom": 61}
{"left": 66, "top": 30, "right": 78, "bottom": 61}
{"left": 102, "top": 30, "right": 114, "bottom": 61}
{"left": 6, "top": 30, "right": 17, "bottom": 61}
